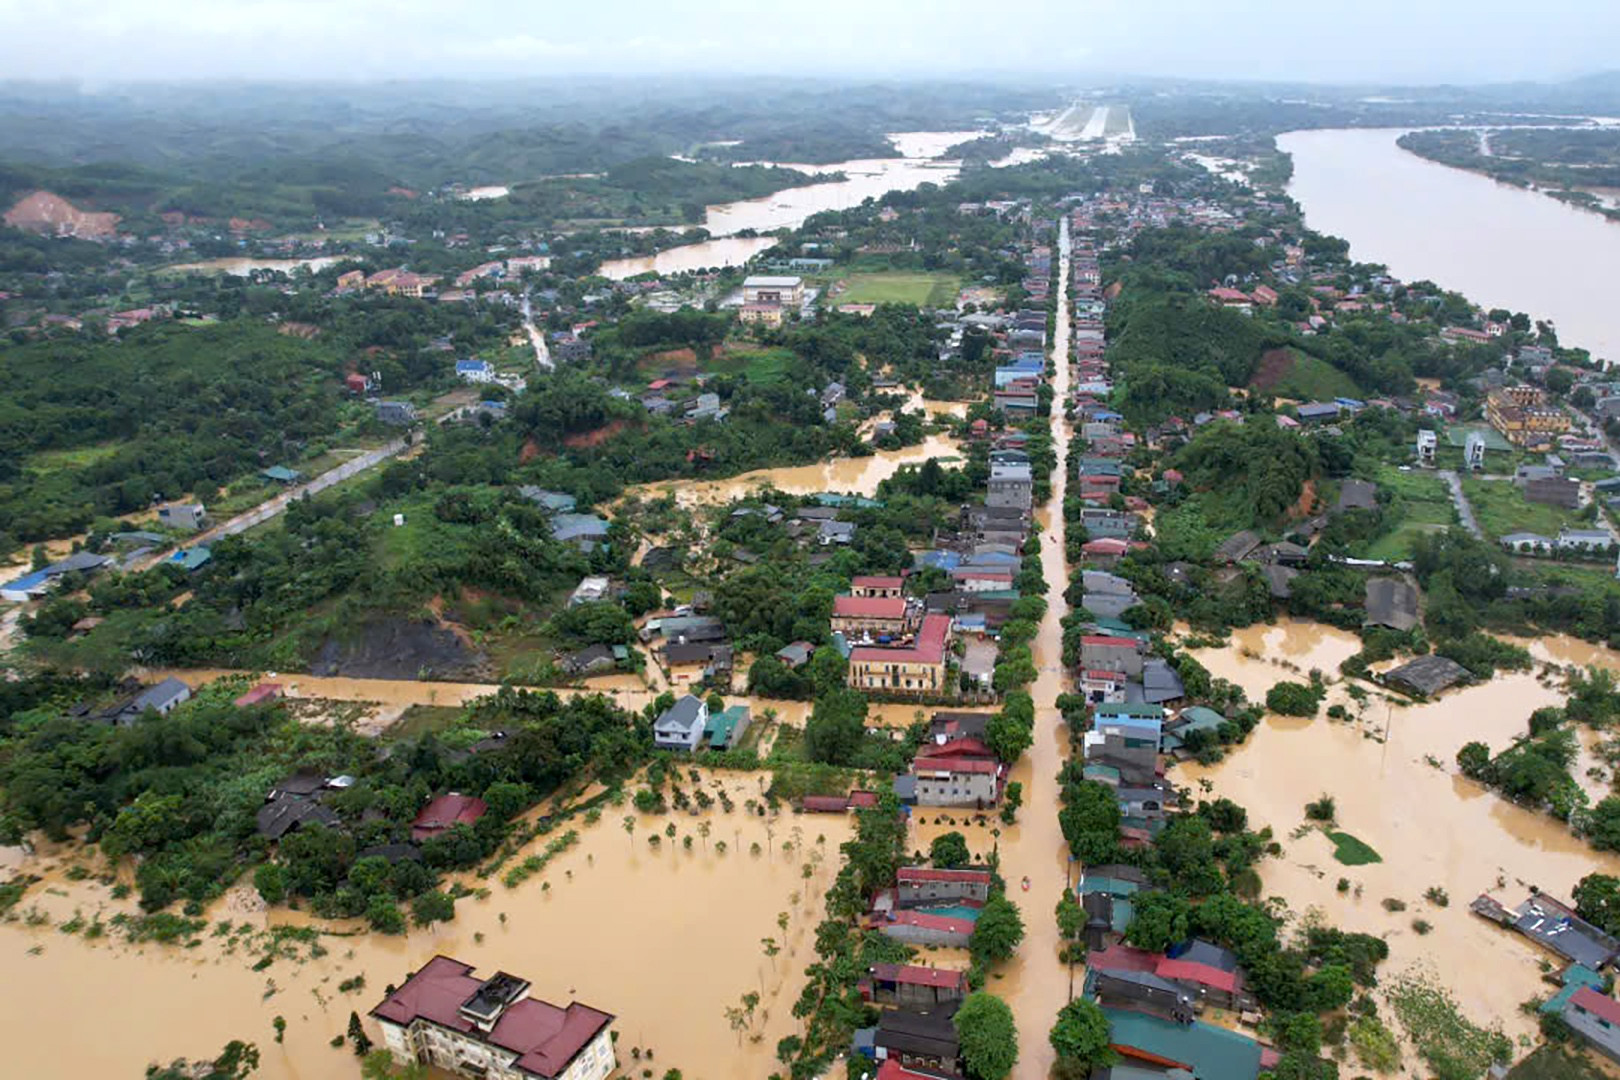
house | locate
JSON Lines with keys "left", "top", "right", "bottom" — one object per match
{"left": 870, "top": 1006, "right": 962, "bottom": 1075}
{"left": 1, "top": 551, "right": 114, "bottom": 602}
{"left": 1501, "top": 532, "right": 1554, "bottom": 555}
{"left": 550, "top": 513, "right": 612, "bottom": 552}
{"left": 873, "top": 909, "right": 976, "bottom": 948}
{"left": 365, "top": 268, "right": 438, "bottom": 298}
{"left": 908, "top": 736, "right": 1003, "bottom": 807}
{"left": 169, "top": 546, "right": 212, "bottom": 573}
{"left": 560, "top": 644, "right": 618, "bottom": 677}
{"left": 261, "top": 465, "right": 303, "bottom": 484}
{"left": 1214, "top": 530, "right": 1261, "bottom": 564}
{"left": 1335, "top": 479, "right": 1378, "bottom": 514}
{"left": 1382, "top": 654, "right": 1471, "bottom": 696}
{"left": 1296, "top": 402, "right": 1341, "bottom": 424}
{"left": 377, "top": 400, "right": 418, "bottom": 426}
{"left": 704, "top": 704, "right": 751, "bottom": 751}
{"left": 832, "top": 594, "right": 910, "bottom": 636}
{"left": 738, "top": 303, "right": 784, "bottom": 327}
{"left": 818, "top": 520, "right": 858, "bottom": 546}
{"left": 986, "top": 463, "right": 1034, "bottom": 511}
{"left": 1472, "top": 891, "right": 1620, "bottom": 971}
{"left": 653, "top": 695, "right": 709, "bottom": 752}
{"left": 1099, "top": 1006, "right": 1261, "bottom": 1080}
{"left": 1081, "top": 635, "right": 1145, "bottom": 679}
{"left": 776, "top": 641, "right": 815, "bottom": 668}
{"left": 1416, "top": 429, "right": 1438, "bottom": 466}
{"left": 372, "top": 957, "right": 615, "bottom": 1080}
{"left": 1524, "top": 476, "right": 1582, "bottom": 509}
{"left": 1364, "top": 578, "right": 1419, "bottom": 631}
{"left": 234, "top": 682, "right": 283, "bottom": 708}
{"left": 848, "top": 615, "right": 953, "bottom": 695}
{"left": 895, "top": 867, "right": 993, "bottom": 906}
{"left": 456, "top": 359, "right": 495, "bottom": 383}
{"left": 1558, "top": 528, "right": 1614, "bottom": 554}
{"left": 1141, "top": 658, "right": 1186, "bottom": 706}
{"left": 411, "top": 794, "right": 489, "bottom": 842}
{"left": 741, "top": 275, "right": 803, "bottom": 307}
{"left": 664, "top": 642, "right": 728, "bottom": 683}
{"left": 1082, "top": 669, "right": 1128, "bottom": 704}
{"left": 861, "top": 964, "right": 968, "bottom": 1008}
{"left": 158, "top": 502, "right": 207, "bottom": 531}
{"left": 1553, "top": 987, "right": 1620, "bottom": 1064}
{"left": 256, "top": 787, "right": 341, "bottom": 840}
{"left": 1081, "top": 508, "right": 1136, "bottom": 540}
{"left": 568, "top": 576, "right": 611, "bottom": 607}
{"left": 851, "top": 575, "right": 905, "bottom": 599}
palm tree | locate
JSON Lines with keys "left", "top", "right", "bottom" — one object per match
{"left": 622, "top": 816, "right": 635, "bottom": 850}
{"left": 698, "top": 821, "right": 712, "bottom": 850}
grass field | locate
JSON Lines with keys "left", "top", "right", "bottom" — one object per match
{"left": 1268, "top": 351, "right": 1362, "bottom": 401}
{"left": 1462, "top": 475, "right": 1588, "bottom": 540}
{"left": 25, "top": 442, "right": 122, "bottom": 474}
{"left": 837, "top": 272, "right": 961, "bottom": 308}
{"left": 1505, "top": 1045, "right": 1612, "bottom": 1080}
{"left": 710, "top": 346, "right": 795, "bottom": 385}
{"left": 1359, "top": 465, "right": 1459, "bottom": 561}
{"left": 1328, "top": 831, "right": 1383, "bottom": 866}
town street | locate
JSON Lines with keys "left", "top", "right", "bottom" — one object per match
{"left": 997, "top": 216, "right": 1074, "bottom": 1076}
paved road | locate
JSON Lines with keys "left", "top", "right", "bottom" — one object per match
{"left": 134, "top": 438, "right": 411, "bottom": 570}
{"left": 1439, "top": 469, "right": 1483, "bottom": 538}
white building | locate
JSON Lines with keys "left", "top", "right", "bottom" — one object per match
{"left": 741, "top": 275, "right": 803, "bottom": 307}
{"left": 1416, "top": 429, "right": 1437, "bottom": 467}
{"left": 372, "top": 958, "right": 615, "bottom": 1080}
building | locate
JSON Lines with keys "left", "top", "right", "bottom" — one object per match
{"left": 1364, "top": 577, "right": 1419, "bottom": 631}
{"left": 1558, "top": 528, "right": 1614, "bottom": 554}
{"left": 986, "top": 463, "right": 1034, "bottom": 511}
{"left": 234, "top": 682, "right": 284, "bottom": 708}
{"left": 105, "top": 676, "right": 192, "bottom": 726}
{"left": 1080, "top": 635, "right": 1144, "bottom": 679}
{"left": 738, "top": 303, "right": 784, "bottom": 327}
{"left": 550, "top": 513, "right": 612, "bottom": 553}
{"left": 365, "top": 268, "right": 438, "bottom": 298}
{"left": 704, "top": 704, "right": 751, "bottom": 751}
{"left": 895, "top": 867, "right": 992, "bottom": 906}
{"left": 848, "top": 615, "right": 953, "bottom": 694}
{"left": 871, "top": 1006, "right": 962, "bottom": 1075}
{"left": 1, "top": 550, "right": 114, "bottom": 602}
{"left": 1416, "top": 429, "right": 1437, "bottom": 466}
{"left": 1487, "top": 386, "right": 1570, "bottom": 449}
{"left": 861, "top": 965, "right": 969, "bottom": 1008}
{"left": 372, "top": 957, "right": 615, "bottom": 1080}
{"left": 158, "top": 502, "right": 207, "bottom": 531}
{"left": 377, "top": 400, "right": 419, "bottom": 426}
{"left": 1555, "top": 987, "right": 1620, "bottom": 1063}
{"left": 909, "top": 737, "right": 1002, "bottom": 807}
{"left": 653, "top": 695, "right": 709, "bottom": 752}
{"left": 456, "top": 359, "right": 496, "bottom": 383}
{"left": 851, "top": 575, "right": 905, "bottom": 599}
{"left": 873, "top": 909, "right": 976, "bottom": 948}
{"left": 741, "top": 275, "right": 803, "bottom": 307}
{"left": 1382, "top": 654, "right": 1471, "bottom": 696}
{"left": 832, "top": 594, "right": 910, "bottom": 636}
{"left": 411, "top": 794, "right": 488, "bottom": 842}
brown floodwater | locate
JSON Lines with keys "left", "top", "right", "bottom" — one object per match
{"left": 0, "top": 774, "right": 851, "bottom": 1080}
{"left": 163, "top": 256, "right": 340, "bottom": 277}
{"left": 1186, "top": 621, "right": 1620, "bottom": 1043}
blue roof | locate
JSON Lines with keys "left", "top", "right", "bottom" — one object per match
{"left": 1101, "top": 1008, "right": 1260, "bottom": 1080}
{"left": 168, "top": 547, "right": 212, "bottom": 572}
{"left": 2, "top": 569, "right": 50, "bottom": 594}
{"left": 456, "top": 359, "right": 491, "bottom": 372}
{"left": 915, "top": 551, "right": 962, "bottom": 571}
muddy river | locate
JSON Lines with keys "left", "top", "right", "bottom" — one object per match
{"left": 164, "top": 256, "right": 341, "bottom": 276}
{"left": 1187, "top": 620, "right": 1620, "bottom": 1043}
{"left": 597, "top": 132, "right": 971, "bottom": 281}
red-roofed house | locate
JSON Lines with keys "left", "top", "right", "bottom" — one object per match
{"left": 871, "top": 909, "right": 976, "bottom": 947}
{"left": 411, "top": 794, "right": 489, "bottom": 842}
{"left": 1155, "top": 956, "right": 1244, "bottom": 1007}
{"left": 1081, "top": 635, "right": 1145, "bottom": 679}
{"left": 1208, "top": 287, "right": 1252, "bottom": 309}
{"left": 896, "top": 867, "right": 993, "bottom": 905}
{"left": 832, "top": 594, "right": 909, "bottom": 636}
{"left": 876, "top": 1058, "right": 949, "bottom": 1080}
{"left": 1250, "top": 284, "right": 1278, "bottom": 306}
{"left": 848, "top": 614, "right": 953, "bottom": 695}
{"left": 372, "top": 956, "right": 615, "bottom": 1080}
{"left": 1565, "top": 986, "right": 1620, "bottom": 1061}
{"left": 1086, "top": 943, "right": 1160, "bottom": 974}
{"left": 851, "top": 575, "right": 905, "bottom": 598}
{"left": 234, "top": 682, "right": 284, "bottom": 708}
{"left": 861, "top": 963, "right": 970, "bottom": 1007}
{"left": 1081, "top": 669, "right": 1128, "bottom": 704}
{"left": 907, "top": 729, "right": 1004, "bottom": 807}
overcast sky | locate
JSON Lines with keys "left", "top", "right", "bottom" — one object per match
{"left": 0, "top": 0, "right": 1614, "bottom": 85}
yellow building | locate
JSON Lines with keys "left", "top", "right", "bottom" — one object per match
{"left": 1487, "top": 386, "right": 1569, "bottom": 449}
{"left": 847, "top": 615, "right": 952, "bottom": 694}
{"left": 738, "top": 303, "right": 784, "bottom": 327}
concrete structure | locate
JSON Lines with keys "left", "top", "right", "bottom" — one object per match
{"left": 377, "top": 400, "right": 419, "bottom": 426}
{"left": 1080, "top": 635, "right": 1144, "bottom": 679}
{"left": 873, "top": 909, "right": 975, "bottom": 948}
{"left": 861, "top": 965, "right": 968, "bottom": 1008}
{"left": 831, "top": 594, "right": 909, "bottom": 636}
{"left": 986, "top": 462, "right": 1034, "bottom": 511}
{"left": 910, "top": 738, "right": 1002, "bottom": 807}
{"left": 372, "top": 957, "right": 615, "bottom": 1080}
{"left": 848, "top": 614, "right": 952, "bottom": 694}
{"left": 653, "top": 695, "right": 709, "bottom": 752}
{"left": 1416, "top": 428, "right": 1437, "bottom": 466}
{"left": 158, "top": 502, "right": 207, "bottom": 531}
{"left": 850, "top": 575, "right": 905, "bottom": 599}
{"left": 1465, "top": 430, "right": 1488, "bottom": 470}
{"left": 895, "top": 867, "right": 993, "bottom": 907}
{"left": 741, "top": 275, "right": 803, "bottom": 307}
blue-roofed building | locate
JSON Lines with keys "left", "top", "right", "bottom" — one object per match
{"left": 168, "top": 547, "right": 212, "bottom": 573}
{"left": 914, "top": 551, "right": 961, "bottom": 572}
{"left": 0, "top": 569, "right": 52, "bottom": 603}
{"left": 814, "top": 493, "right": 883, "bottom": 509}
{"left": 455, "top": 359, "right": 495, "bottom": 383}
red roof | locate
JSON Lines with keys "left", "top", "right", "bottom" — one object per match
{"left": 371, "top": 956, "right": 612, "bottom": 1079}
{"left": 869, "top": 963, "right": 969, "bottom": 990}
{"left": 411, "top": 794, "right": 489, "bottom": 842}
{"left": 833, "top": 594, "right": 907, "bottom": 620}
{"left": 1087, "top": 943, "right": 1159, "bottom": 974}
{"left": 1209, "top": 287, "right": 1250, "bottom": 303}
{"left": 951, "top": 567, "right": 1013, "bottom": 581}
{"left": 801, "top": 795, "right": 850, "bottom": 812}
{"left": 1572, "top": 987, "right": 1620, "bottom": 1027}
{"left": 234, "top": 682, "right": 283, "bottom": 707}
{"left": 1082, "top": 635, "right": 1140, "bottom": 648}
{"left": 852, "top": 575, "right": 904, "bottom": 590}
{"left": 1155, "top": 957, "right": 1240, "bottom": 994}
{"left": 877, "top": 1059, "right": 948, "bottom": 1080}
{"left": 911, "top": 756, "right": 998, "bottom": 775}
{"left": 1082, "top": 538, "right": 1129, "bottom": 554}
{"left": 848, "top": 790, "right": 879, "bottom": 808}
{"left": 646, "top": 378, "right": 672, "bottom": 390}
{"left": 898, "top": 867, "right": 992, "bottom": 885}
{"left": 850, "top": 614, "right": 951, "bottom": 666}
{"left": 1083, "top": 669, "right": 1127, "bottom": 682}
{"left": 885, "top": 910, "right": 976, "bottom": 935}
{"left": 917, "top": 737, "right": 994, "bottom": 760}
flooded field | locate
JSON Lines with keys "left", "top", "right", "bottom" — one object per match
{"left": 623, "top": 431, "right": 964, "bottom": 510}
{"left": 1186, "top": 621, "right": 1620, "bottom": 1042}
{"left": 164, "top": 256, "right": 340, "bottom": 276}
{"left": 0, "top": 774, "right": 850, "bottom": 1080}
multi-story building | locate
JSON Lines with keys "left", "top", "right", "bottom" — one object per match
{"left": 848, "top": 614, "right": 953, "bottom": 694}
{"left": 895, "top": 867, "right": 993, "bottom": 906}
{"left": 1487, "top": 386, "right": 1570, "bottom": 449}
{"left": 741, "top": 275, "right": 803, "bottom": 307}
{"left": 831, "top": 594, "right": 909, "bottom": 637}
{"left": 371, "top": 957, "right": 614, "bottom": 1080}
{"left": 987, "top": 463, "right": 1033, "bottom": 511}
{"left": 850, "top": 575, "right": 904, "bottom": 599}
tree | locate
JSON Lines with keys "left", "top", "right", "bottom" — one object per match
{"left": 930, "top": 831, "right": 971, "bottom": 869}
{"left": 1125, "top": 891, "right": 1192, "bottom": 953}
{"left": 365, "top": 895, "right": 406, "bottom": 935}
{"left": 146, "top": 1041, "right": 261, "bottom": 1080}
{"left": 803, "top": 688, "right": 867, "bottom": 766}
{"left": 348, "top": 1012, "right": 373, "bottom": 1056}
{"left": 1049, "top": 998, "right": 1116, "bottom": 1068}
{"left": 971, "top": 894, "right": 1025, "bottom": 965}
{"left": 253, "top": 863, "right": 287, "bottom": 906}
{"left": 953, "top": 992, "right": 1018, "bottom": 1080}
{"left": 985, "top": 707, "right": 1033, "bottom": 763}
{"left": 1457, "top": 741, "right": 1491, "bottom": 780}
{"left": 1059, "top": 780, "right": 1121, "bottom": 863}
{"left": 1575, "top": 873, "right": 1620, "bottom": 935}
{"left": 410, "top": 890, "right": 456, "bottom": 927}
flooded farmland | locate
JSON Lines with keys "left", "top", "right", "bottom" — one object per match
{"left": 0, "top": 777, "right": 851, "bottom": 1080}
{"left": 1185, "top": 621, "right": 1620, "bottom": 1042}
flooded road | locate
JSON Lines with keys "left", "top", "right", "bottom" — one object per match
{"left": 597, "top": 132, "right": 969, "bottom": 280}
{"left": 995, "top": 218, "right": 1073, "bottom": 1076}
{"left": 1281, "top": 127, "right": 1620, "bottom": 363}
{"left": 0, "top": 775, "right": 852, "bottom": 1080}
{"left": 1186, "top": 621, "right": 1620, "bottom": 1043}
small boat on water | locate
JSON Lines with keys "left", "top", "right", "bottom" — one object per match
{"left": 1021, "top": 876, "right": 1030, "bottom": 892}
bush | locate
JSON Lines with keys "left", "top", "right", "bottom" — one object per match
{"left": 1268, "top": 681, "right": 1325, "bottom": 717}
{"left": 1304, "top": 794, "right": 1337, "bottom": 822}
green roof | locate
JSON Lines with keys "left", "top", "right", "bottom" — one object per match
{"left": 261, "top": 465, "right": 302, "bottom": 482}
{"left": 814, "top": 493, "right": 883, "bottom": 508}
{"left": 974, "top": 589, "right": 1022, "bottom": 600}
{"left": 1542, "top": 964, "right": 1605, "bottom": 1015}
{"left": 705, "top": 705, "right": 751, "bottom": 749}
{"left": 1096, "top": 703, "right": 1166, "bottom": 719}
{"left": 1445, "top": 425, "right": 1511, "bottom": 451}
{"left": 1175, "top": 706, "right": 1226, "bottom": 733}
{"left": 1079, "top": 875, "right": 1139, "bottom": 898}
{"left": 168, "top": 547, "right": 212, "bottom": 572}
{"left": 1103, "top": 1008, "right": 1261, "bottom": 1080}
{"left": 1083, "top": 764, "right": 1121, "bottom": 783}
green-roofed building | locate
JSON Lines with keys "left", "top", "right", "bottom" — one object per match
{"left": 705, "top": 705, "right": 751, "bottom": 751}
{"left": 1084, "top": 763, "right": 1122, "bottom": 786}
{"left": 1175, "top": 706, "right": 1226, "bottom": 733}
{"left": 168, "top": 547, "right": 212, "bottom": 572}
{"left": 261, "top": 465, "right": 302, "bottom": 484}
{"left": 1541, "top": 964, "right": 1605, "bottom": 1016}
{"left": 1080, "top": 875, "right": 1140, "bottom": 899}
{"left": 814, "top": 493, "right": 883, "bottom": 509}
{"left": 1104, "top": 1007, "right": 1262, "bottom": 1080}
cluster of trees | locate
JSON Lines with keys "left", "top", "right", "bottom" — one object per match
{"left": 0, "top": 672, "right": 647, "bottom": 915}
{"left": 1172, "top": 421, "right": 1321, "bottom": 531}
